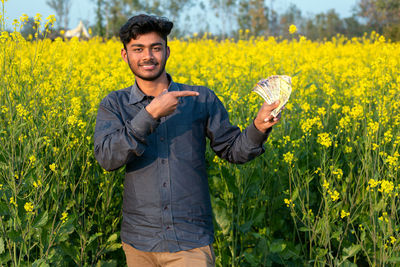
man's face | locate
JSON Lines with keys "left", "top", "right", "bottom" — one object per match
{"left": 121, "top": 32, "right": 170, "bottom": 82}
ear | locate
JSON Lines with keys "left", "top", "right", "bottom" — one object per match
{"left": 121, "top": 48, "right": 128, "bottom": 64}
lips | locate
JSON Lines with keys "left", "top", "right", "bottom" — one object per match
{"left": 139, "top": 61, "right": 158, "bottom": 70}
{"left": 141, "top": 64, "right": 156, "bottom": 70}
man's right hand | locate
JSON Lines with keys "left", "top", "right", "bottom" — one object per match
{"left": 145, "top": 89, "right": 199, "bottom": 119}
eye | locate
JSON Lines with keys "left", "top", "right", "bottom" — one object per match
{"left": 133, "top": 48, "right": 143, "bottom": 52}
{"left": 153, "top": 46, "right": 162, "bottom": 52}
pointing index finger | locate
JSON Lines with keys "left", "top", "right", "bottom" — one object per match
{"left": 171, "top": 91, "right": 199, "bottom": 98}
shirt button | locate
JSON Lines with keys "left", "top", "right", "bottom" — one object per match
{"left": 161, "top": 159, "right": 166, "bottom": 164}
{"left": 163, "top": 182, "right": 167, "bottom": 187}
{"left": 166, "top": 226, "right": 170, "bottom": 230}
{"left": 160, "top": 137, "right": 165, "bottom": 142}
{"left": 164, "top": 206, "right": 168, "bottom": 210}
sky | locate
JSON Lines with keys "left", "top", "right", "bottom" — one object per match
{"left": 3, "top": 0, "right": 359, "bottom": 32}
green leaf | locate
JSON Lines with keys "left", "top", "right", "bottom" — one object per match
{"left": 104, "top": 243, "right": 121, "bottom": 252}
{"left": 253, "top": 207, "right": 265, "bottom": 225}
{"left": 340, "top": 260, "right": 358, "bottom": 267}
{"left": 269, "top": 240, "right": 286, "bottom": 253}
{"left": 342, "top": 244, "right": 361, "bottom": 262}
{"left": 62, "top": 169, "right": 69, "bottom": 177}
{"left": 8, "top": 230, "right": 23, "bottom": 243}
{"left": 291, "top": 188, "right": 299, "bottom": 201}
{"left": 374, "top": 198, "right": 386, "bottom": 212}
{"left": 87, "top": 232, "right": 103, "bottom": 246}
{"left": 32, "top": 259, "right": 50, "bottom": 267}
{"left": 33, "top": 210, "right": 48, "bottom": 228}
{"left": 213, "top": 205, "right": 230, "bottom": 235}
{"left": 0, "top": 162, "right": 7, "bottom": 170}
{"left": 239, "top": 220, "right": 253, "bottom": 234}
{"left": 299, "top": 227, "right": 311, "bottom": 232}
{"left": 223, "top": 171, "right": 238, "bottom": 195}
{"left": 0, "top": 237, "right": 4, "bottom": 254}
{"left": 106, "top": 233, "right": 118, "bottom": 243}
{"left": 0, "top": 202, "right": 9, "bottom": 216}
{"left": 332, "top": 229, "right": 343, "bottom": 240}
{"left": 208, "top": 169, "right": 220, "bottom": 176}
{"left": 360, "top": 231, "right": 366, "bottom": 242}
{"left": 60, "top": 243, "right": 80, "bottom": 261}
{"left": 59, "top": 214, "right": 76, "bottom": 235}
{"left": 316, "top": 248, "right": 328, "bottom": 258}
{"left": 96, "top": 259, "right": 118, "bottom": 267}
{"left": 387, "top": 257, "right": 400, "bottom": 263}
{"left": 243, "top": 251, "right": 259, "bottom": 266}
{"left": 0, "top": 252, "right": 11, "bottom": 264}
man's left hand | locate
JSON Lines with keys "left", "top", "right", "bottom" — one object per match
{"left": 254, "top": 101, "right": 282, "bottom": 133}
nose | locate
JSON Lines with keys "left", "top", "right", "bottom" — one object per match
{"left": 142, "top": 48, "right": 154, "bottom": 60}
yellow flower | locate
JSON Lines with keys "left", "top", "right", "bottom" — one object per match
{"left": 386, "top": 152, "right": 399, "bottom": 169}
{"left": 368, "top": 179, "right": 380, "bottom": 189}
{"left": 29, "top": 155, "right": 36, "bottom": 165}
{"left": 379, "top": 180, "right": 394, "bottom": 194}
{"left": 367, "top": 121, "right": 379, "bottom": 136}
{"left": 343, "top": 145, "right": 352, "bottom": 153}
{"left": 317, "top": 107, "right": 326, "bottom": 116}
{"left": 20, "top": 13, "right": 29, "bottom": 23}
{"left": 289, "top": 24, "right": 297, "bottom": 34}
{"left": 323, "top": 179, "right": 329, "bottom": 190}
{"left": 379, "top": 212, "right": 389, "bottom": 223}
{"left": 317, "top": 132, "right": 332, "bottom": 148}
{"left": 331, "top": 103, "right": 341, "bottom": 110}
{"left": 24, "top": 202, "right": 34, "bottom": 213}
{"left": 34, "top": 13, "right": 42, "bottom": 24}
{"left": 340, "top": 210, "right": 350, "bottom": 218}
{"left": 283, "top": 151, "right": 294, "bottom": 164}
{"left": 284, "top": 198, "right": 295, "bottom": 208}
{"left": 49, "top": 163, "right": 56, "bottom": 172}
{"left": 301, "top": 102, "right": 310, "bottom": 113}
{"left": 372, "top": 143, "right": 379, "bottom": 151}
{"left": 10, "top": 196, "right": 18, "bottom": 207}
{"left": 61, "top": 211, "right": 68, "bottom": 223}
{"left": 1, "top": 105, "right": 8, "bottom": 113}
{"left": 329, "top": 190, "right": 340, "bottom": 201}
{"left": 33, "top": 180, "right": 42, "bottom": 188}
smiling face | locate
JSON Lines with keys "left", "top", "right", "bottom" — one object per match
{"left": 121, "top": 32, "right": 170, "bottom": 82}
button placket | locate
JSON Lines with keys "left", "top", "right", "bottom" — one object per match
{"left": 158, "top": 117, "right": 175, "bottom": 244}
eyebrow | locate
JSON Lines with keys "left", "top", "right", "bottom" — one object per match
{"left": 130, "top": 42, "right": 164, "bottom": 48}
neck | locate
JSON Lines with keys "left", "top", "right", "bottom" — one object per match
{"left": 136, "top": 72, "right": 169, "bottom": 97}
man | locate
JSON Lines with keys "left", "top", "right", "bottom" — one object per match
{"left": 94, "top": 14, "right": 281, "bottom": 267}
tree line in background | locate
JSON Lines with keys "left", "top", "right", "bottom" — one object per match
{"left": 20, "top": 0, "right": 400, "bottom": 41}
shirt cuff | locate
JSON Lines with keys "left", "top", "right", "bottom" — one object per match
{"left": 127, "top": 108, "right": 160, "bottom": 143}
{"left": 246, "top": 121, "right": 272, "bottom": 146}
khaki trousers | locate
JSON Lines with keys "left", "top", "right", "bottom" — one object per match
{"left": 122, "top": 241, "right": 215, "bottom": 267}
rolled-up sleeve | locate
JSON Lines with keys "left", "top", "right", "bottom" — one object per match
{"left": 206, "top": 90, "right": 271, "bottom": 164}
{"left": 94, "top": 98, "right": 159, "bottom": 171}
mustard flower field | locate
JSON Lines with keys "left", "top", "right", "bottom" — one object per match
{"left": 1, "top": 13, "right": 400, "bottom": 266}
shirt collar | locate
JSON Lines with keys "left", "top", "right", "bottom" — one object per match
{"left": 129, "top": 73, "right": 180, "bottom": 104}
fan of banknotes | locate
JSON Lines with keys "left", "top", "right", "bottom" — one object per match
{"left": 252, "top": 75, "right": 292, "bottom": 117}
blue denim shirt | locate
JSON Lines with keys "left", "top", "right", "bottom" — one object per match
{"left": 94, "top": 74, "right": 271, "bottom": 252}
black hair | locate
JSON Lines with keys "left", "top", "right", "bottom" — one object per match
{"left": 119, "top": 14, "right": 173, "bottom": 49}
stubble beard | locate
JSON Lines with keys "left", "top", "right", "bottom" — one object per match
{"left": 127, "top": 54, "right": 167, "bottom": 82}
